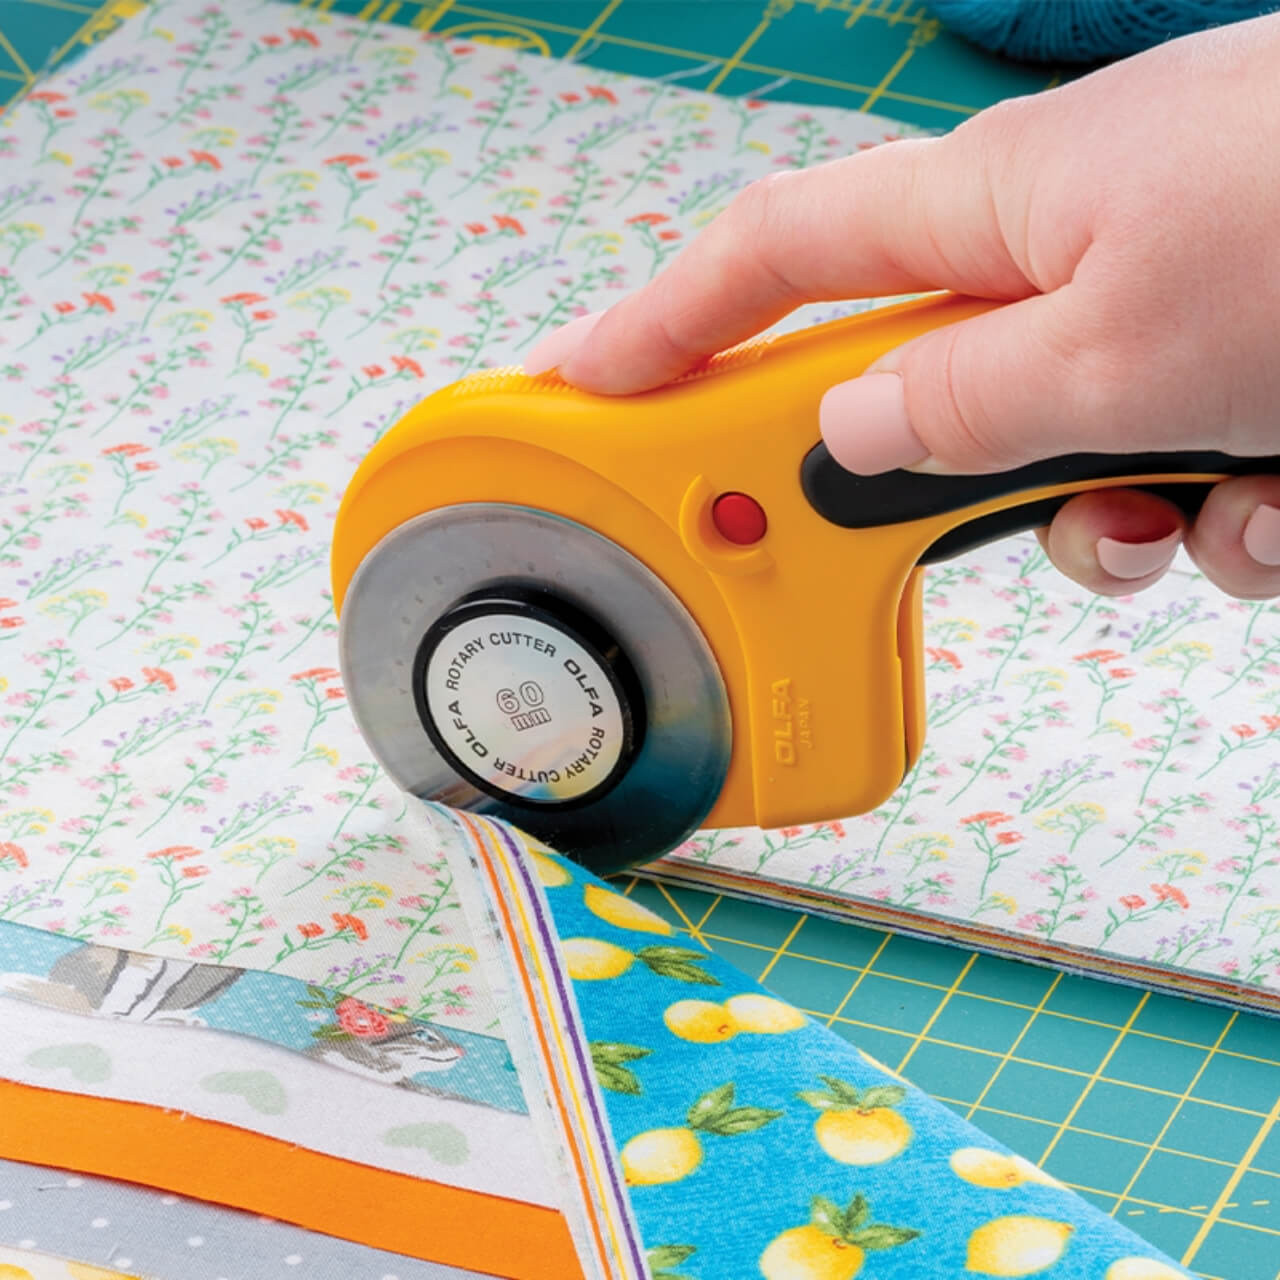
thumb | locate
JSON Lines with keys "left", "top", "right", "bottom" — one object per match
{"left": 820, "top": 287, "right": 1103, "bottom": 475}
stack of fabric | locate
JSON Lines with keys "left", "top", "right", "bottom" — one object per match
{"left": 0, "top": 3, "right": 1263, "bottom": 1275}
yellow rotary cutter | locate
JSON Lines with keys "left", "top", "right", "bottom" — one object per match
{"left": 331, "top": 292, "right": 1277, "bottom": 873}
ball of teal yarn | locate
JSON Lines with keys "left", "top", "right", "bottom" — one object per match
{"left": 927, "top": 0, "right": 1277, "bottom": 63}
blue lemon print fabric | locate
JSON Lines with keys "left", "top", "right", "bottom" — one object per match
{"left": 531, "top": 848, "right": 1189, "bottom": 1280}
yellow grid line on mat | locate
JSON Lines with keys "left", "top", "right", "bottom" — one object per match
{"left": 621, "top": 881, "right": 1279, "bottom": 1280}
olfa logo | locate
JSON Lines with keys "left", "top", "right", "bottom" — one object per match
{"left": 770, "top": 678, "right": 812, "bottom": 764}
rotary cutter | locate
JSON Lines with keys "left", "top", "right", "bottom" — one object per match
{"left": 331, "top": 292, "right": 1278, "bottom": 874}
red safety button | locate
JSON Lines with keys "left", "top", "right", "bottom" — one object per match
{"left": 711, "top": 492, "right": 767, "bottom": 546}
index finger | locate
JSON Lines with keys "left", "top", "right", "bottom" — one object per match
{"left": 553, "top": 131, "right": 1028, "bottom": 396}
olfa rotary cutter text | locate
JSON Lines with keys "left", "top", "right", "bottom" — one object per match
{"left": 330, "top": 293, "right": 1278, "bottom": 874}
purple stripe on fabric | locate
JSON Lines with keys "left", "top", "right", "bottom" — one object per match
{"left": 493, "top": 822, "right": 647, "bottom": 1279}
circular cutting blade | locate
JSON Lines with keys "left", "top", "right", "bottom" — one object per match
{"left": 338, "top": 503, "right": 731, "bottom": 871}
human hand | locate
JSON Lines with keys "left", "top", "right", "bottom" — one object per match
{"left": 523, "top": 15, "right": 1280, "bottom": 600}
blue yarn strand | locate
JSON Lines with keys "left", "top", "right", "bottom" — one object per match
{"left": 926, "top": 0, "right": 1278, "bottom": 63}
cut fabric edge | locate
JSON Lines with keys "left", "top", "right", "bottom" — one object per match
{"left": 0, "top": 1080, "right": 579, "bottom": 1280}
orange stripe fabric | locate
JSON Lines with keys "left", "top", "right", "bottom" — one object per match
{"left": 0, "top": 1080, "right": 582, "bottom": 1280}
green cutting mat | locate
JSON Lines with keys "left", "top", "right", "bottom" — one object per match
{"left": 1, "top": 3, "right": 1276, "bottom": 1278}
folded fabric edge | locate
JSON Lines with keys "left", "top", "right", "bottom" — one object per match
{"left": 453, "top": 818, "right": 1197, "bottom": 1279}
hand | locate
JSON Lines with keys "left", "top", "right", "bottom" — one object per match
{"left": 524, "top": 15, "right": 1280, "bottom": 600}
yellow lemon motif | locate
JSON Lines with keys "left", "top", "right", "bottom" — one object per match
{"left": 0, "top": 1267, "right": 34, "bottom": 1280}
{"left": 725, "top": 993, "right": 806, "bottom": 1033}
{"left": 67, "top": 1266, "right": 141, "bottom": 1280}
{"left": 1105, "top": 1260, "right": 1186, "bottom": 1280}
{"left": 563, "top": 937, "right": 633, "bottom": 980}
{"left": 620, "top": 1126, "right": 703, "bottom": 1185}
{"left": 531, "top": 850, "right": 571, "bottom": 887}
{"left": 664, "top": 999, "right": 738, "bottom": 1043}
{"left": 951, "top": 1148, "right": 1060, "bottom": 1189}
{"left": 816, "top": 1107, "right": 913, "bottom": 1165}
{"left": 966, "top": 1216, "right": 1074, "bottom": 1276}
{"left": 759, "top": 1225, "right": 865, "bottom": 1280}
{"left": 583, "top": 884, "right": 673, "bottom": 935}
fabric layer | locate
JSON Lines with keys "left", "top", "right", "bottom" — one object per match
{"left": 0, "top": 1162, "right": 499, "bottom": 1280}
{"left": 0, "top": 994, "right": 553, "bottom": 1203}
{"left": 0, "top": 1082, "right": 581, "bottom": 1280}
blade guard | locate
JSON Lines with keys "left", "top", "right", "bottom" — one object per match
{"left": 332, "top": 293, "right": 1273, "bottom": 841}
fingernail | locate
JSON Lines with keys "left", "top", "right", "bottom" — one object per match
{"left": 1243, "top": 503, "right": 1280, "bottom": 566}
{"left": 818, "top": 373, "right": 929, "bottom": 475}
{"left": 1096, "top": 529, "right": 1181, "bottom": 580}
{"left": 522, "top": 310, "right": 605, "bottom": 376}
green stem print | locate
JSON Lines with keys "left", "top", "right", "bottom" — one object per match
{"left": 318, "top": 71, "right": 415, "bottom": 145}
{"left": 452, "top": 144, "right": 540, "bottom": 197}
{"left": 205, "top": 891, "right": 268, "bottom": 964}
{"left": 1102, "top": 793, "right": 1208, "bottom": 868}
{"left": 208, "top": 198, "right": 309, "bottom": 285}
{"left": 72, "top": 129, "right": 133, "bottom": 226}
{"left": 207, "top": 785, "right": 308, "bottom": 849}
{"left": 551, "top": 155, "right": 603, "bottom": 254}
{"left": 1145, "top": 640, "right": 1213, "bottom": 688}
{"left": 1198, "top": 716, "right": 1280, "bottom": 778}
{"left": 985, "top": 572, "right": 1049, "bottom": 689}
{"left": 1017, "top": 754, "right": 1103, "bottom": 816}
{"left": 475, "top": 66, "right": 533, "bottom": 154}
{"left": 949, "top": 704, "right": 1064, "bottom": 805}
{"left": 272, "top": 245, "right": 349, "bottom": 296}
{"left": 15, "top": 381, "right": 85, "bottom": 483}
{"left": 1127, "top": 597, "right": 1209, "bottom": 652}
{"left": 98, "top": 581, "right": 211, "bottom": 650}
{"left": 92, "top": 346, "right": 189, "bottom": 438}
{"left": 868, "top": 747, "right": 938, "bottom": 858}
{"left": 1, "top": 646, "right": 75, "bottom": 761}
{"left": 174, "top": 7, "right": 232, "bottom": 91}
{"left": 49, "top": 770, "right": 132, "bottom": 893}
{"left": 960, "top": 813, "right": 1024, "bottom": 908}
{"left": 1034, "top": 801, "right": 1106, "bottom": 854}
{"left": 142, "top": 729, "right": 271, "bottom": 835}
{"left": 1132, "top": 692, "right": 1196, "bottom": 804}
{"left": 1030, "top": 858, "right": 1092, "bottom": 941}
{"left": 201, "top": 599, "right": 274, "bottom": 713}
{"left": 1215, "top": 635, "right": 1280, "bottom": 701}
{"left": 140, "top": 487, "right": 213, "bottom": 592}
{"left": 1073, "top": 648, "right": 1135, "bottom": 727}
{"left": 377, "top": 192, "right": 439, "bottom": 289}
{"left": 1216, "top": 792, "right": 1280, "bottom": 934}
{"left": 142, "top": 847, "right": 210, "bottom": 945}
{"left": 284, "top": 832, "right": 398, "bottom": 899}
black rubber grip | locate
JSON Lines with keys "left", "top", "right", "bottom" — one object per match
{"left": 800, "top": 446, "right": 1280, "bottom": 566}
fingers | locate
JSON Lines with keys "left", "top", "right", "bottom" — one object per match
{"left": 1184, "top": 475, "right": 1280, "bottom": 600}
{"left": 1039, "top": 488, "right": 1188, "bottom": 596}
{"left": 1040, "top": 478, "right": 1280, "bottom": 601}
{"left": 530, "top": 124, "right": 1037, "bottom": 394}
{"left": 819, "top": 286, "right": 1104, "bottom": 475}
